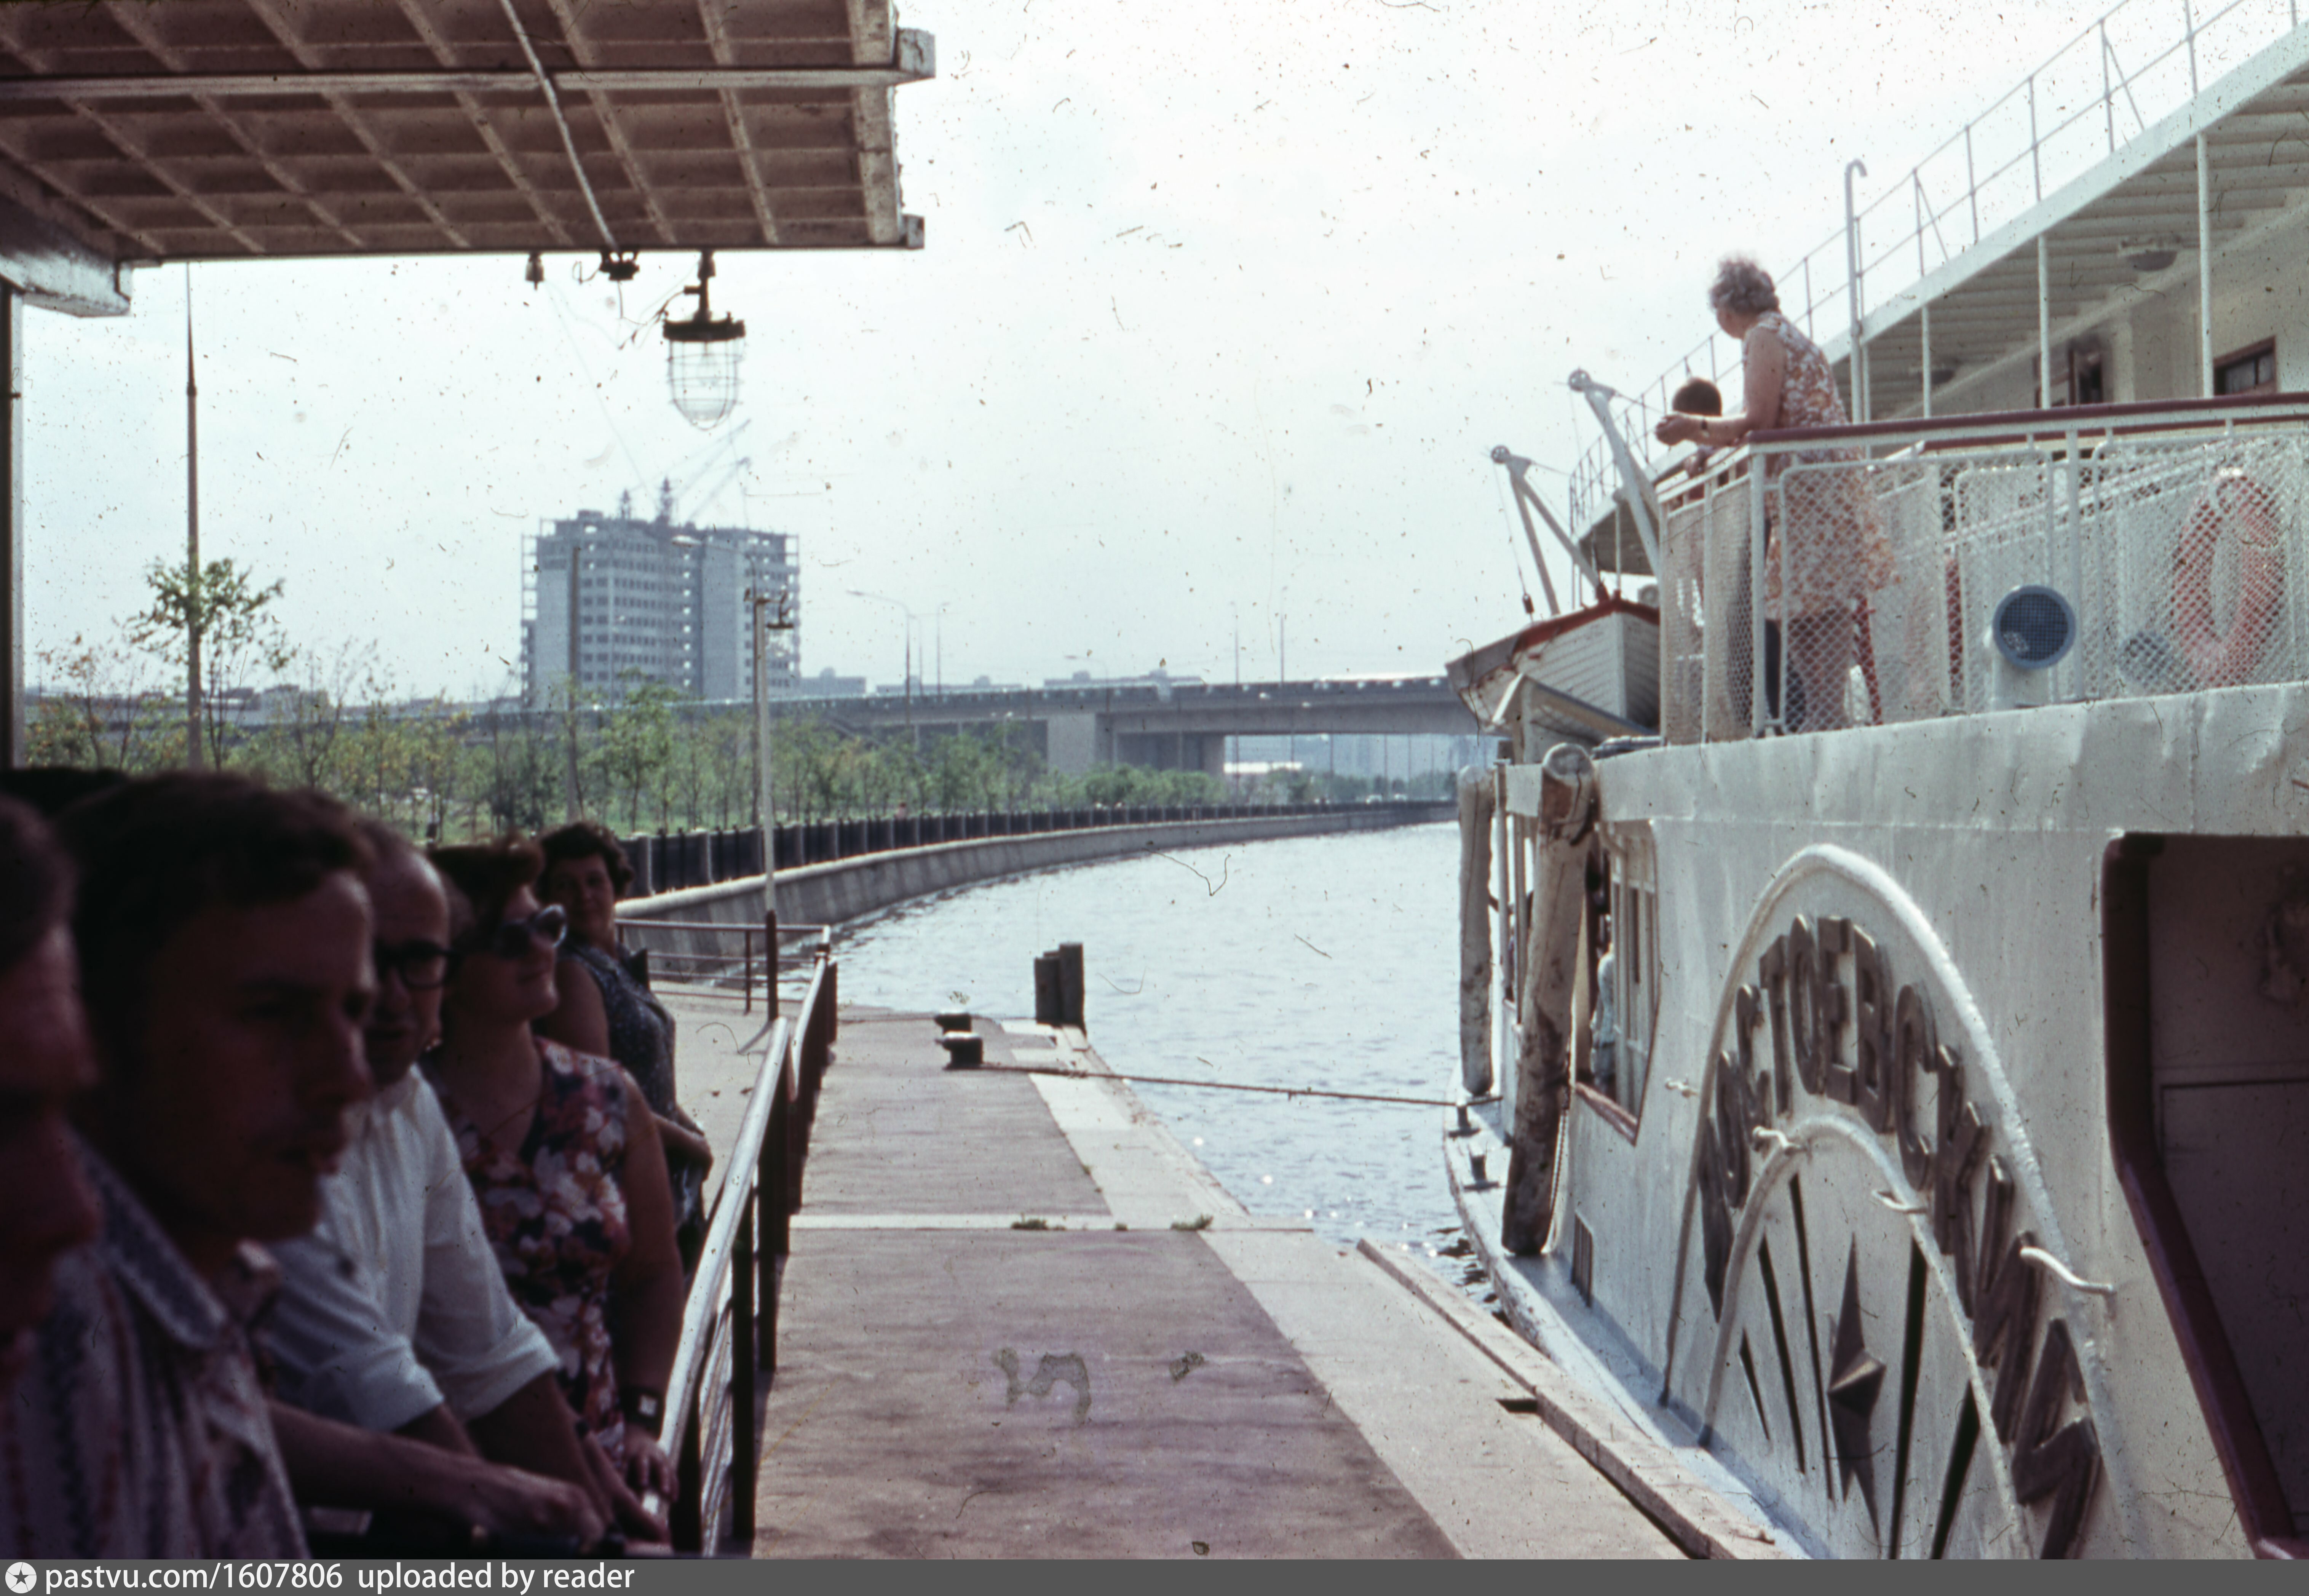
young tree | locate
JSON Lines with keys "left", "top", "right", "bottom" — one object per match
{"left": 125, "top": 556, "right": 293, "bottom": 767}
{"left": 261, "top": 639, "right": 374, "bottom": 790}
{"left": 29, "top": 636, "right": 176, "bottom": 771}
{"left": 598, "top": 671, "right": 681, "bottom": 831}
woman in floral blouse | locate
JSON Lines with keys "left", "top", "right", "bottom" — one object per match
{"left": 1654, "top": 255, "right": 1894, "bottom": 730}
{"left": 423, "top": 838, "right": 686, "bottom": 1502}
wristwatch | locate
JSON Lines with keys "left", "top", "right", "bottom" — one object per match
{"left": 622, "top": 1387, "right": 665, "bottom": 1437}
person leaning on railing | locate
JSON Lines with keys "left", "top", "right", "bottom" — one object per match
{"left": 424, "top": 838, "right": 685, "bottom": 1527}
{"left": 533, "top": 822, "right": 711, "bottom": 1267}
{"left": 1653, "top": 256, "right": 1894, "bottom": 730}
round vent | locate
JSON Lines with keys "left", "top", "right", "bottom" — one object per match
{"left": 1991, "top": 586, "right": 2077, "bottom": 670}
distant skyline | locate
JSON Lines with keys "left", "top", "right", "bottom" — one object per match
{"left": 25, "top": 0, "right": 2120, "bottom": 700}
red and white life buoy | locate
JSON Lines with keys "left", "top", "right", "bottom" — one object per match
{"left": 2174, "top": 471, "right": 2286, "bottom": 689}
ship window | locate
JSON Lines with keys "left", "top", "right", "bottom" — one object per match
{"left": 2215, "top": 339, "right": 2277, "bottom": 397}
{"left": 1597, "top": 832, "right": 1658, "bottom": 1124}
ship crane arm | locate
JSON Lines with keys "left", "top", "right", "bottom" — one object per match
{"left": 1489, "top": 446, "right": 1604, "bottom": 613}
{"left": 1565, "top": 371, "right": 1665, "bottom": 581}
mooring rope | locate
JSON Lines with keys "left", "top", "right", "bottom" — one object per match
{"left": 965, "top": 1061, "right": 1495, "bottom": 1110}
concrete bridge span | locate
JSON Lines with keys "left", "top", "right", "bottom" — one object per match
{"left": 792, "top": 675, "right": 1482, "bottom": 775}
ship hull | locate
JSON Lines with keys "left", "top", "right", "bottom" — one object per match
{"left": 1454, "top": 681, "right": 2309, "bottom": 1557}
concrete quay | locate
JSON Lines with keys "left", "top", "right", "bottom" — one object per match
{"left": 661, "top": 991, "right": 1695, "bottom": 1559}
{"left": 621, "top": 804, "right": 1447, "bottom": 941}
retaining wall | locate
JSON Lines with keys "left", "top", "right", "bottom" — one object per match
{"left": 618, "top": 802, "right": 1448, "bottom": 958}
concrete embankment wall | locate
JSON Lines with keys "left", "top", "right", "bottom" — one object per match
{"left": 620, "top": 803, "right": 1447, "bottom": 952}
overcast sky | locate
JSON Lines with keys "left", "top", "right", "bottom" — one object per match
{"left": 24, "top": 0, "right": 2143, "bottom": 700}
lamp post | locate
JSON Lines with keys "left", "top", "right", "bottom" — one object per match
{"left": 848, "top": 588, "right": 918, "bottom": 740}
{"left": 184, "top": 267, "right": 204, "bottom": 771}
{"left": 748, "top": 584, "right": 794, "bottom": 1016}
{"left": 933, "top": 601, "right": 952, "bottom": 697}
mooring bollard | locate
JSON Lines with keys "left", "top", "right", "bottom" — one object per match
{"left": 936, "top": 1010, "right": 972, "bottom": 1033}
{"left": 1057, "top": 942, "right": 1085, "bottom": 1029}
{"left": 1033, "top": 953, "right": 1062, "bottom": 1025}
{"left": 941, "top": 1034, "right": 984, "bottom": 1069}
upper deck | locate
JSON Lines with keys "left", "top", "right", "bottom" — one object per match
{"left": 1568, "top": 0, "right": 2309, "bottom": 535}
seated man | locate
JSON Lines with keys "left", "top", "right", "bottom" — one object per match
{"left": 266, "top": 823, "right": 634, "bottom": 1540}
{"left": 3, "top": 775, "right": 374, "bottom": 1556}
{"left": 0, "top": 797, "right": 101, "bottom": 1395}
{"left": 1, "top": 776, "right": 600, "bottom": 1558}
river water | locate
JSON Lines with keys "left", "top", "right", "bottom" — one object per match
{"left": 832, "top": 821, "right": 1473, "bottom": 1269}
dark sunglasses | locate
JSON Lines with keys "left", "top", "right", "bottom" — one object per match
{"left": 471, "top": 903, "right": 568, "bottom": 961}
{"left": 374, "top": 939, "right": 454, "bottom": 991}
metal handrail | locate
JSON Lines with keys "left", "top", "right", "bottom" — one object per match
{"left": 1567, "top": 0, "right": 2306, "bottom": 531}
{"left": 656, "top": 942, "right": 840, "bottom": 1553}
{"left": 618, "top": 918, "right": 832, "bottom": 1016}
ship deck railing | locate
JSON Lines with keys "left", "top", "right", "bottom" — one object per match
{"left": 1565, "top": 0, "right": 2308, "bottom": 535}
{"left": 1648, "top": 390, "right": 2309, "bottom": 741}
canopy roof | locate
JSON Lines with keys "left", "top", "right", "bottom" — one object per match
{"left": 1849, "top": 28, "right": 2309, "bottom": 408}
{"left": 0, "top": 0, "right": 932, "bottom": 312}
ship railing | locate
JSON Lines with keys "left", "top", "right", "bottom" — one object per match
{"left": 1568, "top": 0, "right": 2307, "bottom": 534}
{"left": 652, "top": 930, "right": 837, "bottom": 1554}
{"left": 1653, "top": 391, "right": 2309, "bottom": 741}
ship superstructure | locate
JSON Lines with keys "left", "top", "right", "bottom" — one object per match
{"left": 1448, "top": 5, "right": 2309, "bottom": 1559}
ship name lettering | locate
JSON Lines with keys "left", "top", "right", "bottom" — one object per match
{"left": 1694, "top": 912, "right": 2101, "bottom": 1556}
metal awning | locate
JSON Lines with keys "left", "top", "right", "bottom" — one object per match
{"left": 0, "top": 0, "right": 933, "bottom": 314}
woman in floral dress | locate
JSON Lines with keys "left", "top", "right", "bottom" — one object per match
{"left": 1655, "top": 255, "right": 1894, "bottom": 729}
{"left": 423, "top": 838, "right": 686, "bottom": 1503}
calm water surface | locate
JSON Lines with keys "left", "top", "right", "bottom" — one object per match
{"left": 833, "top": 822, "right": 1473, "bottom": 1266}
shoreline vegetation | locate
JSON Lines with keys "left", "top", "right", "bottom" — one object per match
{"left": 29, "top": 561, "right": 1453, "bottom": 841}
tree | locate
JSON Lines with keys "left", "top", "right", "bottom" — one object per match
{"left": 29, "top": 636, "right": 177, "bottom": 771}
{"left": 260, "top": 639, "right": 375, "bottom": 789}
{"left": 125, "top": 556, "right": 293, "bottom": 766}
{"left": 474, "top": 690, "right": 560, "bottom": 835}
{"left": 597, "top": 672, "right": 682, "bottom": 831}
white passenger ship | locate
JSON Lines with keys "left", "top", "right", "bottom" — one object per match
{"left": 1447, "top": 2, "right": 2309, "bottom": 1559}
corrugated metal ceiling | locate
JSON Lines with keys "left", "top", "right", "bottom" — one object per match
{"left": 0, "top": 0, "right": 931, "bottom": 266}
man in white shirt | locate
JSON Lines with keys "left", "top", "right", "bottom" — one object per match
{"left": 266, "top": 823, "right": 644, "bottom": 1540}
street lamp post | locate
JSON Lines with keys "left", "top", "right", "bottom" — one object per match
{"left": 848, "top": 588, "right": 918, "bottom": 742}
{"left": 751, "top": 585, "right": 794, "bottom": 924}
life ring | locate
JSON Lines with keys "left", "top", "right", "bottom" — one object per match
{"left": 2174, "top": 470, "right": 2286, "bottom": 689}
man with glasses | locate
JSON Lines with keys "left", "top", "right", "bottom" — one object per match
{"left": 265, "top": 821, "right": 613, "bottom": 1546}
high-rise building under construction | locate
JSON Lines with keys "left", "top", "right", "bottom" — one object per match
{"left": 522, "top": 502, "right": 797, "bottom": 707}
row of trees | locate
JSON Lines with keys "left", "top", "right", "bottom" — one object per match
{"left": 32, "top": 559, "right": 1456, "bottom": 840}
{"left": 30, "top": 562, "right": 1252, "bottom": 839}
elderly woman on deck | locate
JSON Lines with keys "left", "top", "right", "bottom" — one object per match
{"left": 1653, "top": 256, "right": 1893, "bottom": 730}
{"left": 424, "top": 838, "right": 685, "bottom": 1500}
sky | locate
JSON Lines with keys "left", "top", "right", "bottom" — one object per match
{"left": 22, "top": 0, "right": 2150, "bottom": 701}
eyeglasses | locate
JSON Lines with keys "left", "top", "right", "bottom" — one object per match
{"left": 374, "top": 939, "right": 453, "bottom": 991}
{"left": 471, "top": 903, "right": 568, "bottom": 962}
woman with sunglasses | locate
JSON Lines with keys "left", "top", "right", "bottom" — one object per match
{"left": 422, "top": 839, "right": 685, "bottom": 1505}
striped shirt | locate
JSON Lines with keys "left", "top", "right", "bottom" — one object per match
{"left": 0, "top": 1139, "right": 305, "bottom": 1559}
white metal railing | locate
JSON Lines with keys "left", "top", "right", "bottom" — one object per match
{"left": 1568, "top": 0, "right": 2306, "bottom": 535}
{"left": 1650, "top": 394, "right": 2309, "bottom": 742}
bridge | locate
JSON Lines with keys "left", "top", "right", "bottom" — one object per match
{"left": 778, "top": 675, "right": 1484, "bottom": 775}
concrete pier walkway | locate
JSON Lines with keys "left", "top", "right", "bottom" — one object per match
{"left": 680, "top": 1003, "right": 1686, "bottom": 1559}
